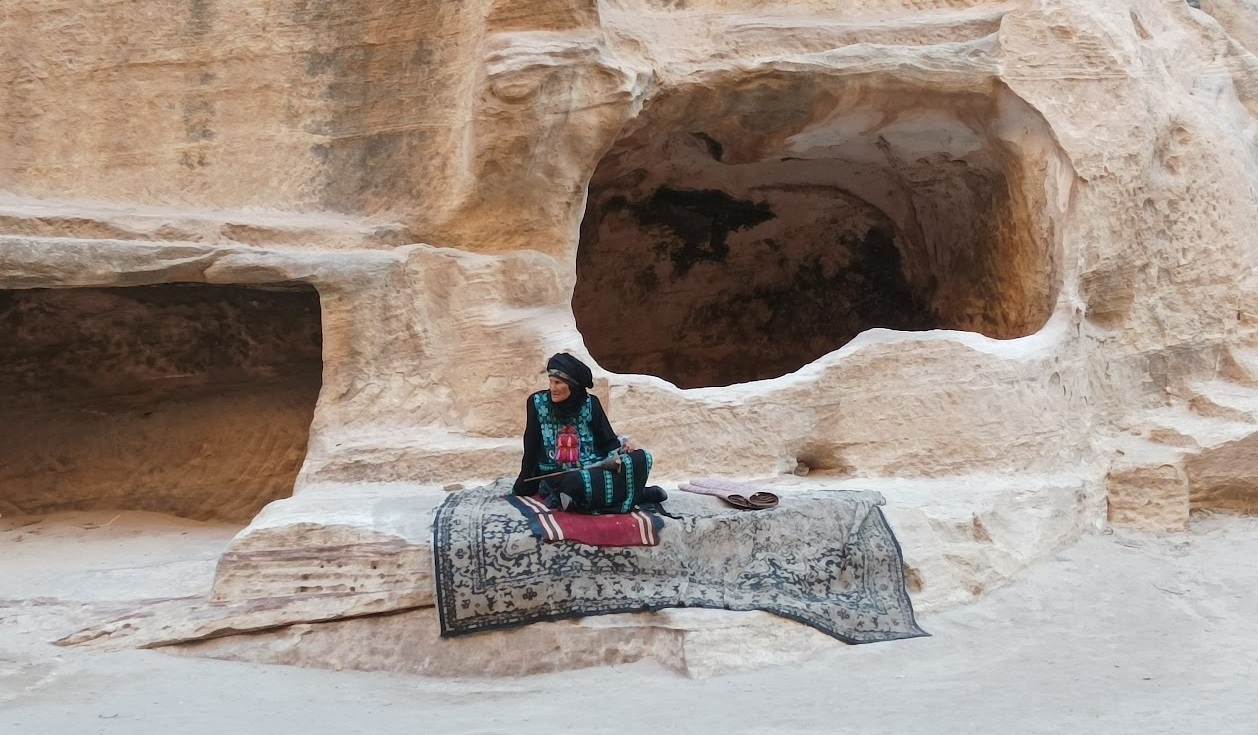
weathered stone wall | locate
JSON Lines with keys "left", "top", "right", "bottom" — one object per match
{"left": 0, "top": 0, "right": 489, "bottom": 234}
{"left": 2, "top": 0, "right": 1257, "bottom": 531}
{"left": 12, "top": 0, "right": 1258, "bottom": 679}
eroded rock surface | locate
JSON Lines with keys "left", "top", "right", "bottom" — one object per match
{"left": 5, "top": 0, "right": 1258, "bottom": 674}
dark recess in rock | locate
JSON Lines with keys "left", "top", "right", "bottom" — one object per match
{"left": 0, "top": 283, "right": 323, "bottom": 522}
{"left": 574, "top": 81, "right": 1058, "bottom": 388}
{"left": 628, "top": 187, "right": 775, "bottom": 277}
{"left": 691, "top": 132, "right": 725, "bottom": 161}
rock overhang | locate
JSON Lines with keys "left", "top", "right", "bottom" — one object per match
{"left": 5, "top": 0, "right": 1258, "bottom": 675}
{"left": 574, "top": 69, "right": 1068, "bottom": 388}
{"left": 0, "top": 265, "right": 324, "bottom": 522}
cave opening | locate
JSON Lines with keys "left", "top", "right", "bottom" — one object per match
{"left": 0, "top": 283, "right": 323, "bottom": 523}
{"left": 574, "top": 76, "right": 1060, "bottom": 388}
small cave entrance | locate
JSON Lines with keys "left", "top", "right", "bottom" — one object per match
{"left": 0, "top": 283, "right": 323, "bottom": 523}
{"left": 574, "top": 76, "right": 1061, "bottom": 388}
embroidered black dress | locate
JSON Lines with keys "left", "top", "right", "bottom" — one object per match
{"left": 511, "top": 390, "right": 653, "bottom": 514}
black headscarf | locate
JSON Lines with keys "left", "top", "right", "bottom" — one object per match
{"left": 546, "top": 353, "right": 593, "bottom": 419}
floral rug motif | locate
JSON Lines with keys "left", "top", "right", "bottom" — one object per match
{"left": 433, "top": 479, "right": 928, "bottom": 643}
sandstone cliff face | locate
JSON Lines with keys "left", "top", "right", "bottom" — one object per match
{"left": 0, "top": 0, "right": 485, "bottom": 232}
{"left": 4, "top": 1, "right": 1258, "bottom": 661}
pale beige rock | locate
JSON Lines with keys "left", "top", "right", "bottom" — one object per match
{"left": 209, "top": 483, "right": 444, "bottom": 602}
{"left": 1198, "top": 1, "right": 1258, "bottom": 57}
{"left": 1104, "top": 345, "right": 1258, "bottom": 530}
{"left": 167, "top": 607, "right": 840, "bottom": 680}
{"left": 57, "top": 474, "right": 1096, "bottom": 674}
{"left": 54, "top": 591, "right": 433, "bottom": 653}
{"left": 8, "top": 512, "right": 1258, "bottom": 732}
{"left": 5, "top": 0, "right": 1258, "bottom": 676}
{"left": 1106, "top": 445, "right": 1191, "bottom": 532}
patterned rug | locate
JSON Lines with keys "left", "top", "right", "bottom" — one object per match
{"left": 433, "top": 480, "right": 928, "bottom": 643}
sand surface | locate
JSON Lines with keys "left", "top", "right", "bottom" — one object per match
{"left": 2, "top": 511, "right": 1257, "bottom": 734}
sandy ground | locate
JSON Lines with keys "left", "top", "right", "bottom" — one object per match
{"left": 2, "top": 511, "right": 1257, "bottom": 735}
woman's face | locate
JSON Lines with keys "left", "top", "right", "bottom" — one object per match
{"left": 548, "top": 376, "right": 571, "bottom": 402}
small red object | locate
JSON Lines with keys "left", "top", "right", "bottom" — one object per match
{"left": 555, "top": 425, "right": 580, "bottom": 466}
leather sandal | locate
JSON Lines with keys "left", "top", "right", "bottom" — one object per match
{"left": 678, "top": 480, "right": 780, "bottom": 511}
{"left": 747, "top": 492, "right": 779, "bottom": 509}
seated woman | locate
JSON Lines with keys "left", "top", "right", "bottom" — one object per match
{"left": 512, "top": 353, "right": 663, "bottom": 513}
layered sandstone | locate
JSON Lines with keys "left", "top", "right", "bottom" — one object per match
{"left": 4, "top": 0, "right": 1258, "bottom": 674}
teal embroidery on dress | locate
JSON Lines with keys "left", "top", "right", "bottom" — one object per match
{"left": 533, "top": 392, "right": 600, "bottom": 473}
{"left": 581, "top": 470, "right": 594, "bottom": 506}
{"left": 622, "top": 455, "right": 636, "bottom": 513}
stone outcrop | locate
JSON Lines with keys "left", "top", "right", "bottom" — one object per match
{"left": 6, "top": 0, "right": 1258, "bottom": 674}
{"left": 57, "top": 472, "right": 1094, "bottom": 677}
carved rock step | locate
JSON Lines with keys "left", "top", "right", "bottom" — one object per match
{"left": 1220, "top": 345, "right": 1258, "bottom": 387}
{"left": 1108, "top": 375, "right": 1258, "bottom": 529}
{"left": 1130, "top": 405, "right": 1256, "bottom": 450}
{"left": 1105, "top": 437, "right": 1192, "bottom": 532}
{"left": 1185, "top": 378, "right": 1258, "bottom": 424}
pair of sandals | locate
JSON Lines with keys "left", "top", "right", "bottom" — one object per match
{"left": 677, "top": 477, "right": 780, "bottom": 511}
